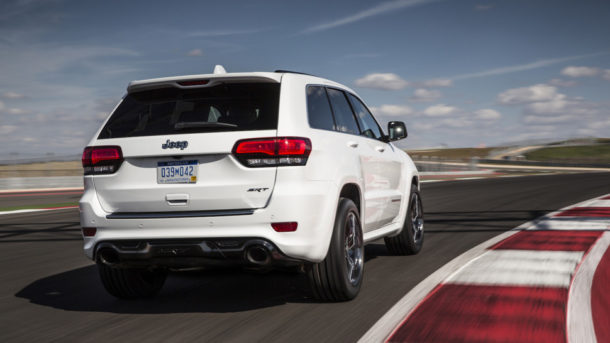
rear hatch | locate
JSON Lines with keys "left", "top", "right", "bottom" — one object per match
{"left": 90, "top": 79, "right": 280, "bottom": 213}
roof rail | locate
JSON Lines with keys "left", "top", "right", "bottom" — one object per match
{"left": 274, "top": 70, "right": 314, "bottom": 76}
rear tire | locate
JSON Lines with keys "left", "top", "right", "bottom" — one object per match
{"left": 307, "top": 198, "right": 364, "bottom": 302}
{"left": 97, "top": 262, "right": 167, "bottom": 299}
{"left": 385, "top": 184, "right": 424, "bottom": 255}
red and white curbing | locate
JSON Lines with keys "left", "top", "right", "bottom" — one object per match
{"left": 361, "top": 193, "right": 610, "bottom": 343}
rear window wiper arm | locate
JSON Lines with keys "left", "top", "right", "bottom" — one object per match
{"left": 174, "top": 121, "right": 238, "bottom": 130}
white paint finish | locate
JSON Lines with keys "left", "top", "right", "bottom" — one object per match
{"left": 567, "top": 231, "right": 610, "bottom": 343}
{"left": 446, "top": 250, "right": 584, "bottom": 288}
{"left": 92, "top": 139, "right": 278, "bottom": 213}
{"left": 82, "top": 71, "right": 421, "bottom": 263}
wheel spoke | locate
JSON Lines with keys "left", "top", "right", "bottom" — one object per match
{"left": 410, "top": 193, "right": 424, "bottom": 242}
{"left": 344, "top": 211, "right": 363, "bottom": 285}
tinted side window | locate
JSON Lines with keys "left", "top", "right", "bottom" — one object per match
{"left": 326, "top": 88, "right": 360, "bottom": 134}
{"left": 306, "top": 86, "right": 335, "bottom": 131}
{"left": 348, "top": 94, "right": 384, "bottom": 140}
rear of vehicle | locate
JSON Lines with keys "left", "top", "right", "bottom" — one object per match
{"left": 80, "top": 71, "right": 421, "bottom": 301}
{"left": 79, "top": 73, "right": 342, "bottom": 298}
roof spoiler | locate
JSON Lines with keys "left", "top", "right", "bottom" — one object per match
{"left": 127, "top": 66, "right": 281, "bottom": 94}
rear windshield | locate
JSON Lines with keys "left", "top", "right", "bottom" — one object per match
{"left": 98, "top": 83, "right": 280, "bottom": 139}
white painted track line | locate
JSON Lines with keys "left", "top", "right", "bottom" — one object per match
{"left": 357, "top": 230, "right": 518, "bottom": 343}
{"left": 0, "top": 187, "right": 83, "bottom": 193}
{"left": 360, "top": 193, "right": 610, "bottom": 343}
{"left": 527, "top": 218, "right": 610, "bottom": 231}
{"left": 568, "top": 232, "right": 610, "bottom": 343}
{"left": 446, "top": 250, "right": 583, "bottom": 287}
{"left": 0, "top": 206, "right": 78, "bottom": 216}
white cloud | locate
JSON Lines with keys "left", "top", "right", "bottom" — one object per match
{"left": 440, "top": 118, "right": 470, "bottom": 127}
{"left": 524, "top": 114, "right": 579, "bottom": 124}
{"left": 548, "top": 78, "right": 577, "bottom": 87}
{"left": 21, "top": 137, "right": 37, "bottom": 143}
{"left": 0, "top": 125, "right": 17, "bottom": 135}
{"left": 423, "top": 104, "right": 457, "bottom": 116}
{"left": 370, "top": 104, "right": 415, "bottom": 116}
{"left": 188, "top": 28, "right": 264, "bottom": 37}
{"left": 452, "top": 52, "right": 608, "bottom": 80}
{"left": 603, "top": 70, "right": 610, "bottom": 81}
{"left": 525, "top": 98, "right": 570, "bottom": 115}
{"left": 0, "top": 100, "right": 4, "bottom": 111}
{"left": 301, "top": 0, "right": 440, "bottom": 33}
{"left": 586, "top": 118, "right": 610, "bottom": 129}
{"left": 1, "top": 91, "right": 25, "bottom": 99}
{"left": 474, "top": 109, "right": 501, "bottom": 120}
{"left": 497, "top": 84, "right": 560, "bottom": 104}
{"left": 6, "top": 108, "right": 29, "bottom": 115}
{"left": 187, "top": 49, "right": 203, "bottom": 57}
{"left": 419, "top": 78, "right": 453, "bottom": 87}
{"left": 410, "top": 88, "right": 441, "bottom": 102}
{"left": 354, "top": 73, "right": 409, "bottom": 90}
{"left": 474, "top": 4, "right": 493, "bottom": 11}
{"left": 560, "top": 66, "right": 600, "bottom": 77}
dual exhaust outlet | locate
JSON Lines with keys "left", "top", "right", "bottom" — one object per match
{"left": 97, "top": 243, "right": 273, "bottom": 267}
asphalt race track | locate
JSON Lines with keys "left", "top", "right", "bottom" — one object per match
{"left": 1, "top": 173, "right": 609, "bottom": 342}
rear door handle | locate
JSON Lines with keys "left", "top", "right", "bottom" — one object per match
{"left": 375, "top": 146, "right": 385, "bottom": 153}
{"left": 347, "top": 141, "right": 359, "bottom": 148}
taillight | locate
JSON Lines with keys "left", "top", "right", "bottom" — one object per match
{"left": 82, "top": 146, "right": 123, "bottom": 175}
{"left": 232, "top": 137, "right": 311, "bottom": 167}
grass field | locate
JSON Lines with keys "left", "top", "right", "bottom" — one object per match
{"left": 524, "top": 144, "right": 610, "bottom": 163}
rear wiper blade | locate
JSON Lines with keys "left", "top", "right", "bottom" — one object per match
{"left": 174, "top": 121, "right": 237, "bottom": 130}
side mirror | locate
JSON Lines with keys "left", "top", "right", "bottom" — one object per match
{"left": 387, "top": 121, "right": 407, "bottom": 141}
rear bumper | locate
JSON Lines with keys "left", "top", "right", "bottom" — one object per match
{"left": 95, "top": 237, "right": 301, "bottom": 269}
{"left": 80, "top": 177, "right": 339, "bottom": 263}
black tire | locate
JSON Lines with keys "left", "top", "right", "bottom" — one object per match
{"left": 384, "top": 184, "right": 424, "bottom": 255}
{"left": 97, "top": 262, "right": 167, "bottom": 299}
{"left": 307, "top": 198, "right": 364, "bottom": 302}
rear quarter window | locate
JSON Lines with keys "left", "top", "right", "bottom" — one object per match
{"left": 98, "top": 83, "right": 280, "bottom": 139}
{"left": 306, "top": 86, "right": 335, "bottom": 131}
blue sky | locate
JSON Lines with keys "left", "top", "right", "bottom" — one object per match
{"left": 0, "top": 0, "right": 609, "bottom": 156}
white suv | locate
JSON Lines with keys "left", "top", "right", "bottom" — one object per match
{"left": 79, "top": 67, "right": 423, "bottom": 301}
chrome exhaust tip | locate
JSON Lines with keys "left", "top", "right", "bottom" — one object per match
{"left": 98, "top": 248, "right": 120, "bottom": 266}
{"left": 245, "top": 245, "right": 271, "bottom": 265}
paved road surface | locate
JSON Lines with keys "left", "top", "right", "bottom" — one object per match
{"left": 1, "top": 173, "right": 609, "bottom": 342}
